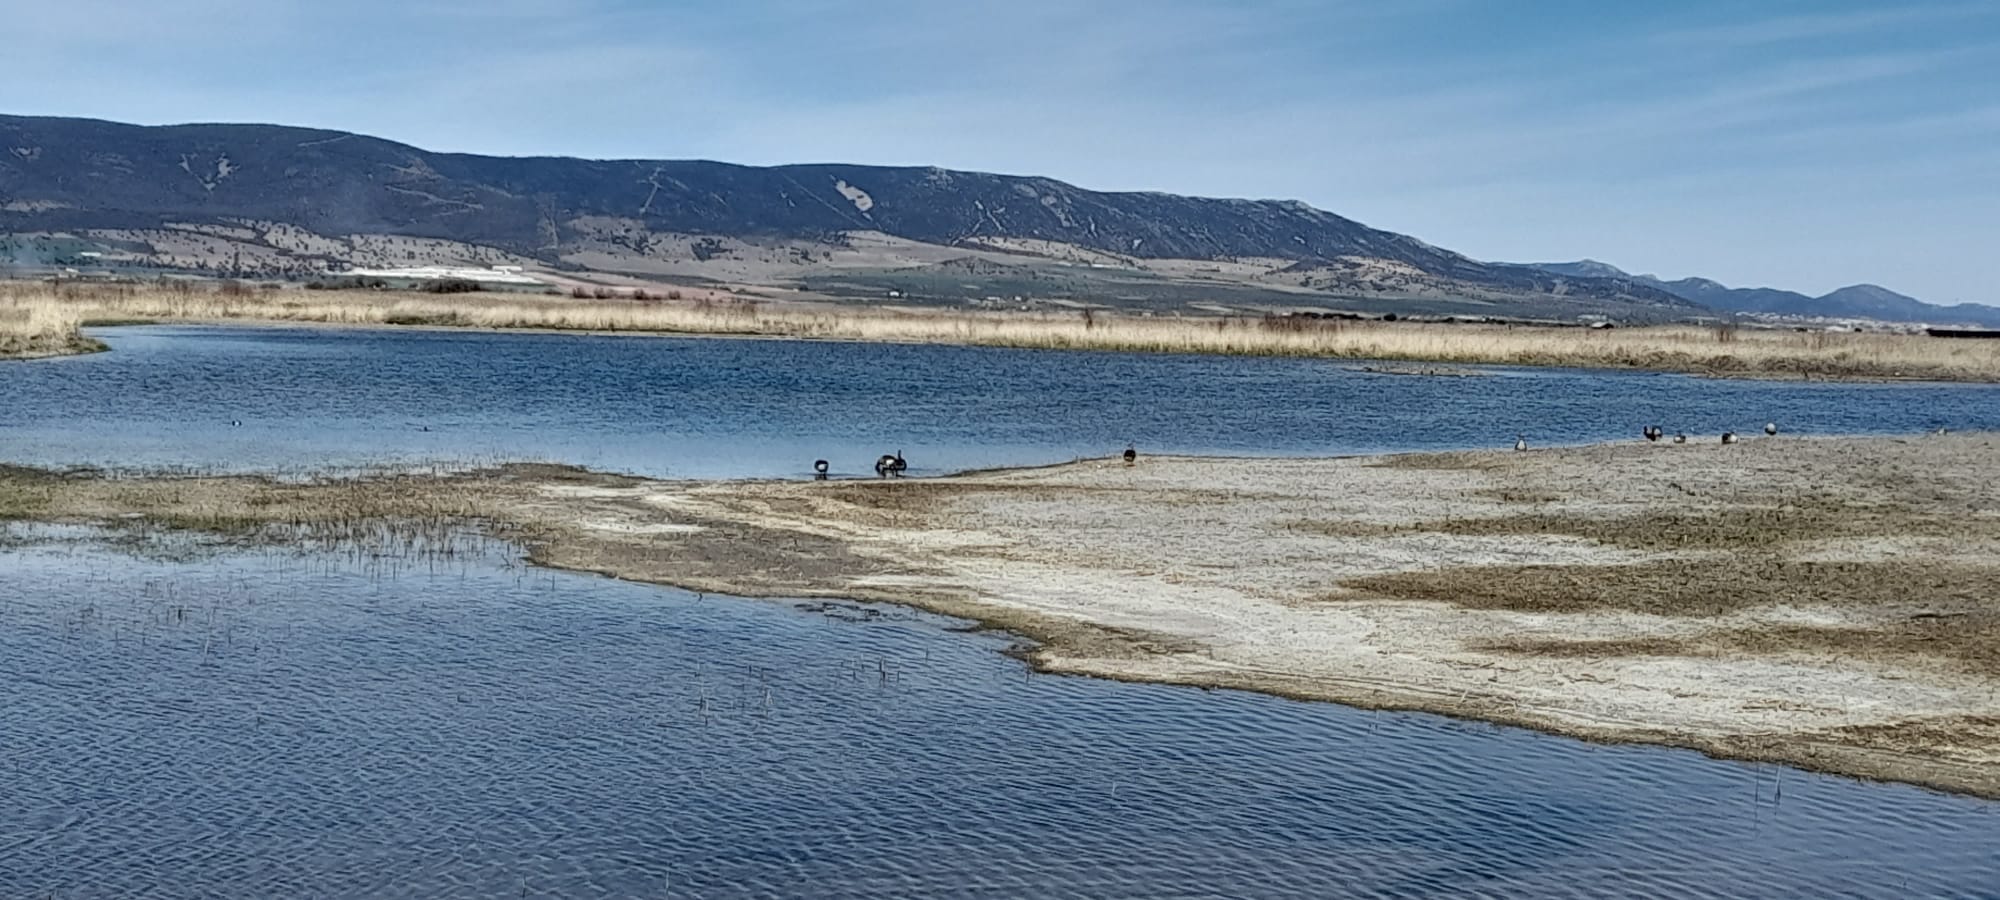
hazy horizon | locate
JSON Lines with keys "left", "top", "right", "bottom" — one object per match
{"left": 3, "top": 0, "right": 1994, "bottom": 304}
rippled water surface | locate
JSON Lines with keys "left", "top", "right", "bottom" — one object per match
{"left": 4, "top": 328, "right": 1999, "bottom": 897}
{"left": 2, "top": 325, "right": 1996, "bottom": 477}
{"left": 3, "top": 539, "right": 1995, "bottom": 899}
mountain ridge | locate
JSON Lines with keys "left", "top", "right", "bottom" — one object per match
{"left": 1514, "top": 260, "right": 2000, "bottom": 327}
{"left": 0, "top": 113, "right": 1692, "bottom": 318}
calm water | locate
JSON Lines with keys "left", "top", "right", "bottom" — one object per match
{"left": 3, "top": 328, "right": 1999, "bottom": 897}
{"left": 2, "top": 536, "right": 1995, "bottom": 899}
{"left": 0, "top": 325, "right": 1995, "bottom": 478}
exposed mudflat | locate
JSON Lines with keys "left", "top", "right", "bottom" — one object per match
{"left": 6, "top": 433, "right": 1998, "bottom": 796}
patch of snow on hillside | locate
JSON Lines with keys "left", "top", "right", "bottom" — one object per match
{"left": 834, "top": 179, "right": 875, "bottom": 213}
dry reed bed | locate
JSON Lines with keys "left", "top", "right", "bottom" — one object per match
{"left": 0, "top": 292, "right": 101, "bottom": 359}
{"left": 6, "top": 281, "right": 1998, "bottom": 380}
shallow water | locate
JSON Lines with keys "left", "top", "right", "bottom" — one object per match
{"left": 5, "top": 328, "right": 1999, "bottom": 897}
{"left": 1, "top": 325, "right": 1995, "bottom": 477}
{"left": 2, "top": 538, "right": 1995, "bottom": 899}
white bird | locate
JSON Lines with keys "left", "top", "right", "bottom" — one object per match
{"left": 1721, "top": 432, "right": 1739, "bottom": 444}
{"left": 1764, "top": 422, "right": 1778, "bottom": 437}
{"left": 1672, "top": 433, "right": 1687, "bottom": 444}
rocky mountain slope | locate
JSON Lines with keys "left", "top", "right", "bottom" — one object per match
{"left": 0, "top": 114, "right": 1693, "bottom": 319}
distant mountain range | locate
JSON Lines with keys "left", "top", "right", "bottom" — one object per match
{"left": 4, "top": 113, "right": 1978, "bottom": 326}
{"left": 0, "top": 114, "right": 1693, "bottom": 321}
{"left": 1516, "top": 260, "right": 2000, "bottom": 328}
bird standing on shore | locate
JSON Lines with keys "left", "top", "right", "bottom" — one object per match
{"left": 1122, "top": 444, "right": 1137, "bottom": 466}
{"left": 1672, "top": 433, "right": 1687, "bottom": 444}
{"left": 1514, "top": 434, "right": 1528, "bottom": 452}
{"left": 813, "top": 459, "right": 829, "bottom": 480}
{"left": 876, "top": 451, "right": 908, "bottom": 477}
{"left": 1722, "top": 432, "right": 1739, "bottom": 444}
{"left": 1765, "top": 422, "right": 1779, "bottom": 437}
{"left": 1644, "top": 425, "right": 1663, "bottom": 442}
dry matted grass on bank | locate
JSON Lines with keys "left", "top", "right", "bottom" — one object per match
{"left": 9, "top": 280, "right": 2000, "bottom": 380}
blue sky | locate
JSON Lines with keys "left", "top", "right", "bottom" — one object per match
{"left": 4, "top": 0, "right": 1995, "bottom": 302}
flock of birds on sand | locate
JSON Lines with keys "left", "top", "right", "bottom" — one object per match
{"left": 826, "top": 422, "right": 1924, "bottom": 474}
{"left": 1515, "top": 422, "right": 1780, "bottom": 452}
{"left": 816, "top": 444, "right": 1140, "bottom": 480}
{"left": 840, "top": 424, "right": 1871, "bottom": 477}
{"left": 809, "top": 451, "right": 910, "bottom": 480}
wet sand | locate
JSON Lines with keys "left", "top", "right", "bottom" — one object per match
{"left": 5, "top": 433, "right": 1997, "bottom": 796}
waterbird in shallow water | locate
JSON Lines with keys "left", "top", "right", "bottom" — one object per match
{"left": 1122, "top": 444, "right": 1137, "bottom": 466}
{"left": 1644, "top": 425, "right": 1663, "bottom": 442}
{"left": 1722, "top": 432, "right": 1739, "bottom": 444}
{"left": 1514, "top": 434, "right": 1528, "bottom": 452}
{"left": 1765, "top": 422, "right": 1779, "bottom": 437}
{"left": 813, "top": 459, "right": 829, "bottom": 480}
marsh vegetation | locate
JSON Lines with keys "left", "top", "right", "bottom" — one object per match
{"left": 8, "top": 280, "right": 2000, "bottom": 380}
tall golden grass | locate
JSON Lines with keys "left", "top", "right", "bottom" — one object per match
{"left": 7, "top": 280, "right": 1999, "bottom": 380}
{"left": 0, "top": 286, "right": 101, "bottom": 359}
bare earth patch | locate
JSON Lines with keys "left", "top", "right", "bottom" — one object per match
{"left": 4, "top": 433, "right": 1999, "bottom": 796}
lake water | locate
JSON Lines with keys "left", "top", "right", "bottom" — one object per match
{"left": 3, "top": 327, "right": 1999, "bottom": 898}
{"left": 0, "top": 325, "right": 1995, "bottom": 478}
{"left": 2, "top": 536, "right": 1995, "bottom": 899}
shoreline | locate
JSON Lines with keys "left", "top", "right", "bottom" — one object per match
{"left": 4, "top": 435, "right": 1997, "bottom": 798}
{"left": 5, "top": 282, "right": 1998, "bottom": 381}
{"left": 6, "top": 315, "right": 1991, "bottom": 385}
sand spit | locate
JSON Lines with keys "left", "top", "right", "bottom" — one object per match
{"left": 5, "top": 435, "right": 1999, "bottom": 796}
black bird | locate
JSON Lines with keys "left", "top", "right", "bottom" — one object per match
{"left": 1721, "top": 431, "right": 1739, "bottom": 444}
{"left": 890, "top": 451, "right": 908, "bottom": 476}
{"left": 876, "top": 451, "right": 908, "bottom": 478}
{"left": 1122, "top": 444, "right": 1137, "bottom": 466}
{"left": 1644, "top": 425, "right": 1663, "bottom": 442}
{"left": 813, "top": 459, "right": 830, "bottom": 480}
{"left": 1514, "top": 434, "right": 1528, "bottom": 452}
